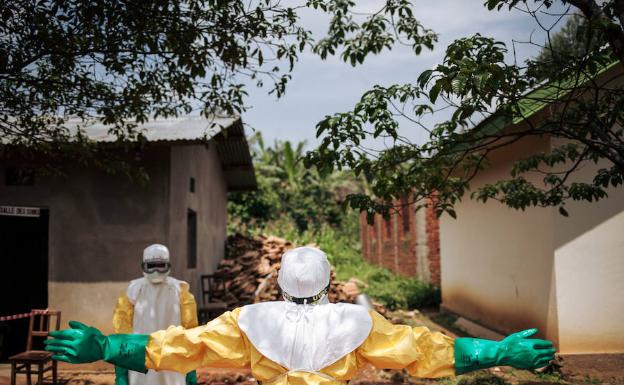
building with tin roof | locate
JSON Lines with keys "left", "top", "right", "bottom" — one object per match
{"left": 439, "top": 63, "right": 624, "bottom": 354}
{"left": 0, "top": 116, "right": 255, "bottom": 359}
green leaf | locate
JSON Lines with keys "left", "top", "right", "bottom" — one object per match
{"left": 417, "top": 69, "right": 433, "bottom": 88}
{"left": 429, "top": 82, "right": 442, "bottom": 103}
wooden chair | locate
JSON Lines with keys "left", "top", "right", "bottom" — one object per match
{"left": 197, "top": 274, "right": 229, "bottom": 324}
{"left": 9, "top": 310, "right": 61, "bottom": 385}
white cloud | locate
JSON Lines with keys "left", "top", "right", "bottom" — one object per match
{"left": 243, "top": 0, "right": 570, "bottom": 149}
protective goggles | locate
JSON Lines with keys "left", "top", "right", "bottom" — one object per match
{"left": 142, "top": 261, "right": 171, "bottom": 274}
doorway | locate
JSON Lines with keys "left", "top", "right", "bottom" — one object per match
{"left": 0, "top": 207, "right": 48, "bottom": 360}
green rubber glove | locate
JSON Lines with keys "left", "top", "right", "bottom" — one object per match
{"left": 186, "top": 370, "right": 197, "bottom": 385}
{"left": 44, "top": 321, "right": 149, "bottom": 373}
{"left": 455, "top": 328, "right": 556, "bottom": 374}
{"left": 115, "top": 366, "right": 129, "bottom": 385}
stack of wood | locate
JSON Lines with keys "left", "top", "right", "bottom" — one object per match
{"left": 212, "top": 234, "right": 362, "bottom": 307}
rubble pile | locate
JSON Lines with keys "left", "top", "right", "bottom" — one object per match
{"left": 211, "top": 234, "right": 361, "bottom": 307}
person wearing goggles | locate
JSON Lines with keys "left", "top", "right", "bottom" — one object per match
{"left": 47, "top": 246, "right": 555, "bottom": 384}
{"left": 142, "top": 260, "right": 172, "bottom": 275}
{"left": 111, "top": 244, "right": 198, "bottom": 385}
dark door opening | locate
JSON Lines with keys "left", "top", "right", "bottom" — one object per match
{"left": 0, "top": 208, "right": 48, "bottom": 360}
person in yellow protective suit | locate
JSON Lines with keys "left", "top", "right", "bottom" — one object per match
{"left": 112, "top": 244, "right": 198, "bottom": 385}
{"left": 46, "top": 247, "right": 556, "bottom": 385}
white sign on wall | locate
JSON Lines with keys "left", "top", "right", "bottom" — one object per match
{"left": 0, "top": 205, "right": 41, "bottom": 217}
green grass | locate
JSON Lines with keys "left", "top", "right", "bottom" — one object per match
{"left": 456, "top": 373, "right": 510, "bottom": 385}
{"left": 250, "top": 211, "right": 440, "bottom": 310}
{"left": 581, "top": 376, "right": 602, "bottom": 385}
{"left": 534, "top": 372, "right": 565, "bottom": 383}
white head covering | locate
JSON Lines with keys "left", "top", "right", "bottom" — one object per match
{"left": 143, "top": 244, "right": 170, "bottom": 263}
{"left": 238, "top": 246, "right": 372, "bottom": 373}
{"left": 142, "top": 244, "right": 171, "bottom": 284}
{"left": 277, "top": 247, "right": 331, "bottom": 303}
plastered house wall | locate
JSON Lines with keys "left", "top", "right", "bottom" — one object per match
{"left": 440, "top": 133, "right": 624, "bottom": 353}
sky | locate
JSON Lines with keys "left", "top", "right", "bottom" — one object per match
{"left": 241, "top": 0, "right": 571, "bottom": 149}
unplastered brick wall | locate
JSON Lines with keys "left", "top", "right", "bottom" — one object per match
{"left": 425, "top": 201, "right": 441, "bottom": 286}
{"left": 359, "top": 197, "right": 440, "bottom": 286}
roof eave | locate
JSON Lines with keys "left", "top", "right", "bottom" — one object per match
{"left": 212, "top": 117, "right": 257, "bottom": 192}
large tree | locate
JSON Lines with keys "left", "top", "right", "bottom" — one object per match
{"left": 0, "top": 0, "right": 434, "bottom": 156}
{"left": 531, "top": 12, "right": 606, "bottom": 80}
{"left": 306, "top": 0, "right": 624, "bottom": 219}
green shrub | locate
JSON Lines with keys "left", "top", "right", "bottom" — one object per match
{"left": 228, "top": 136, "right": 440, "bottom": 310}
{"left": 251, "top": 211, "right": 440, "bottom": 310}
{"left": 367, "top": 271, "right": 440, "bottom": 310}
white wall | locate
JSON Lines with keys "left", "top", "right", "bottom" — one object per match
{"left": 441, "top": 132, "right": 624, "bottom": 352}
{"left": 554, "top": 210, "right": 624, "bottom": 353}
{"left": 440, "top": 135, "right": 558, "bottom": 342}
{"left": 550, "top": 143, "right": 624, "bottom": 353}
{"left": 441, "top": 65, "right": 624, "bottom": 352}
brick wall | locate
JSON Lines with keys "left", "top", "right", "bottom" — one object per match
{"left": 359, "top": 213, "right": 370, "bottom": 261}
{"left": 358, "top": 197, "right": 441, "bottom": 286}
{"left": 425, "top": 198, "right": 441, "bottom": 286}
{"left": 397, "top": 195, "right": 417, "bottom": 276}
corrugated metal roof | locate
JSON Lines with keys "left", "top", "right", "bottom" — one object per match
{"left": 512, "top": 60, "right": 620, "bottom": 124}
{"left": 64, "top": 115, "right": 238, "bottom": 143}
{"left": 212, "top": 118, "right": 257, "bottom": 191}
{"left": 475, "top": 60, "right": 621, "bottom": 134}
{"left": 65, "top": 115, "right": 257, "bottom": 191}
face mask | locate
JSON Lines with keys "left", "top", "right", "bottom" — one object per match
{"left": 144, "top": 271, "right": 170, "bottom": 284}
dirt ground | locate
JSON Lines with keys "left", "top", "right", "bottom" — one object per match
{"left": 1, "top": 311, "right": 622, "bottom": 385}
{"left": 2, "top": 356, "right": 623, "bottom": 385}
{"left": 1, "top": 353, "right": 623, "bottom": 385}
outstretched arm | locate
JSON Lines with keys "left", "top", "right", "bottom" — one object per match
{"left": 146, "top": 308, "right": 249, "bottom": 373}
{"left": 357, "top": 311, "right": 456, "bottom": 378}
{"left": 454, "top": 328, "right": 555, "bottom": 374}
{"left": 45, "top": 308, "right": 250, "bottom": 374}
{"left": 358, "top": 311, "right": 556, "bottom": 378}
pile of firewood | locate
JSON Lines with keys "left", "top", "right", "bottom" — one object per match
{"left": 212, "top": 234, "right": 361, "bottom": 307}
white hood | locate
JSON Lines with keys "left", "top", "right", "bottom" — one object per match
{"left": 277, "top": 246, "right": 331, "bottom": 303}
{"left": 238, "top": 301, "right": 372, "bottom": 371}
{"left": 238, "top": 246, "right": 372, "bottom": 372}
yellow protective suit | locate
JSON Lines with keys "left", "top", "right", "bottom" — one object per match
{"left": 144, "top": 307, "right": 455, "bottom": 385}
{"left": 112, "top": 281, "right": 198, "bottom": 334}
{"left": 113, "top": 280, "right": 198, "bottom": 385}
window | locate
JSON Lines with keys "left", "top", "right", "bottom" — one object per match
{"left": 187, "top": 209, "right": 197, "bottom": 268}
{"left": 401, "top": 196, "right": 410, "bottom": 234}
{"left": 189, "top": 177, "right": 195, "bottom": 193}
{"left": 370, "top": 221, "right": 376, "bottom": 240}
